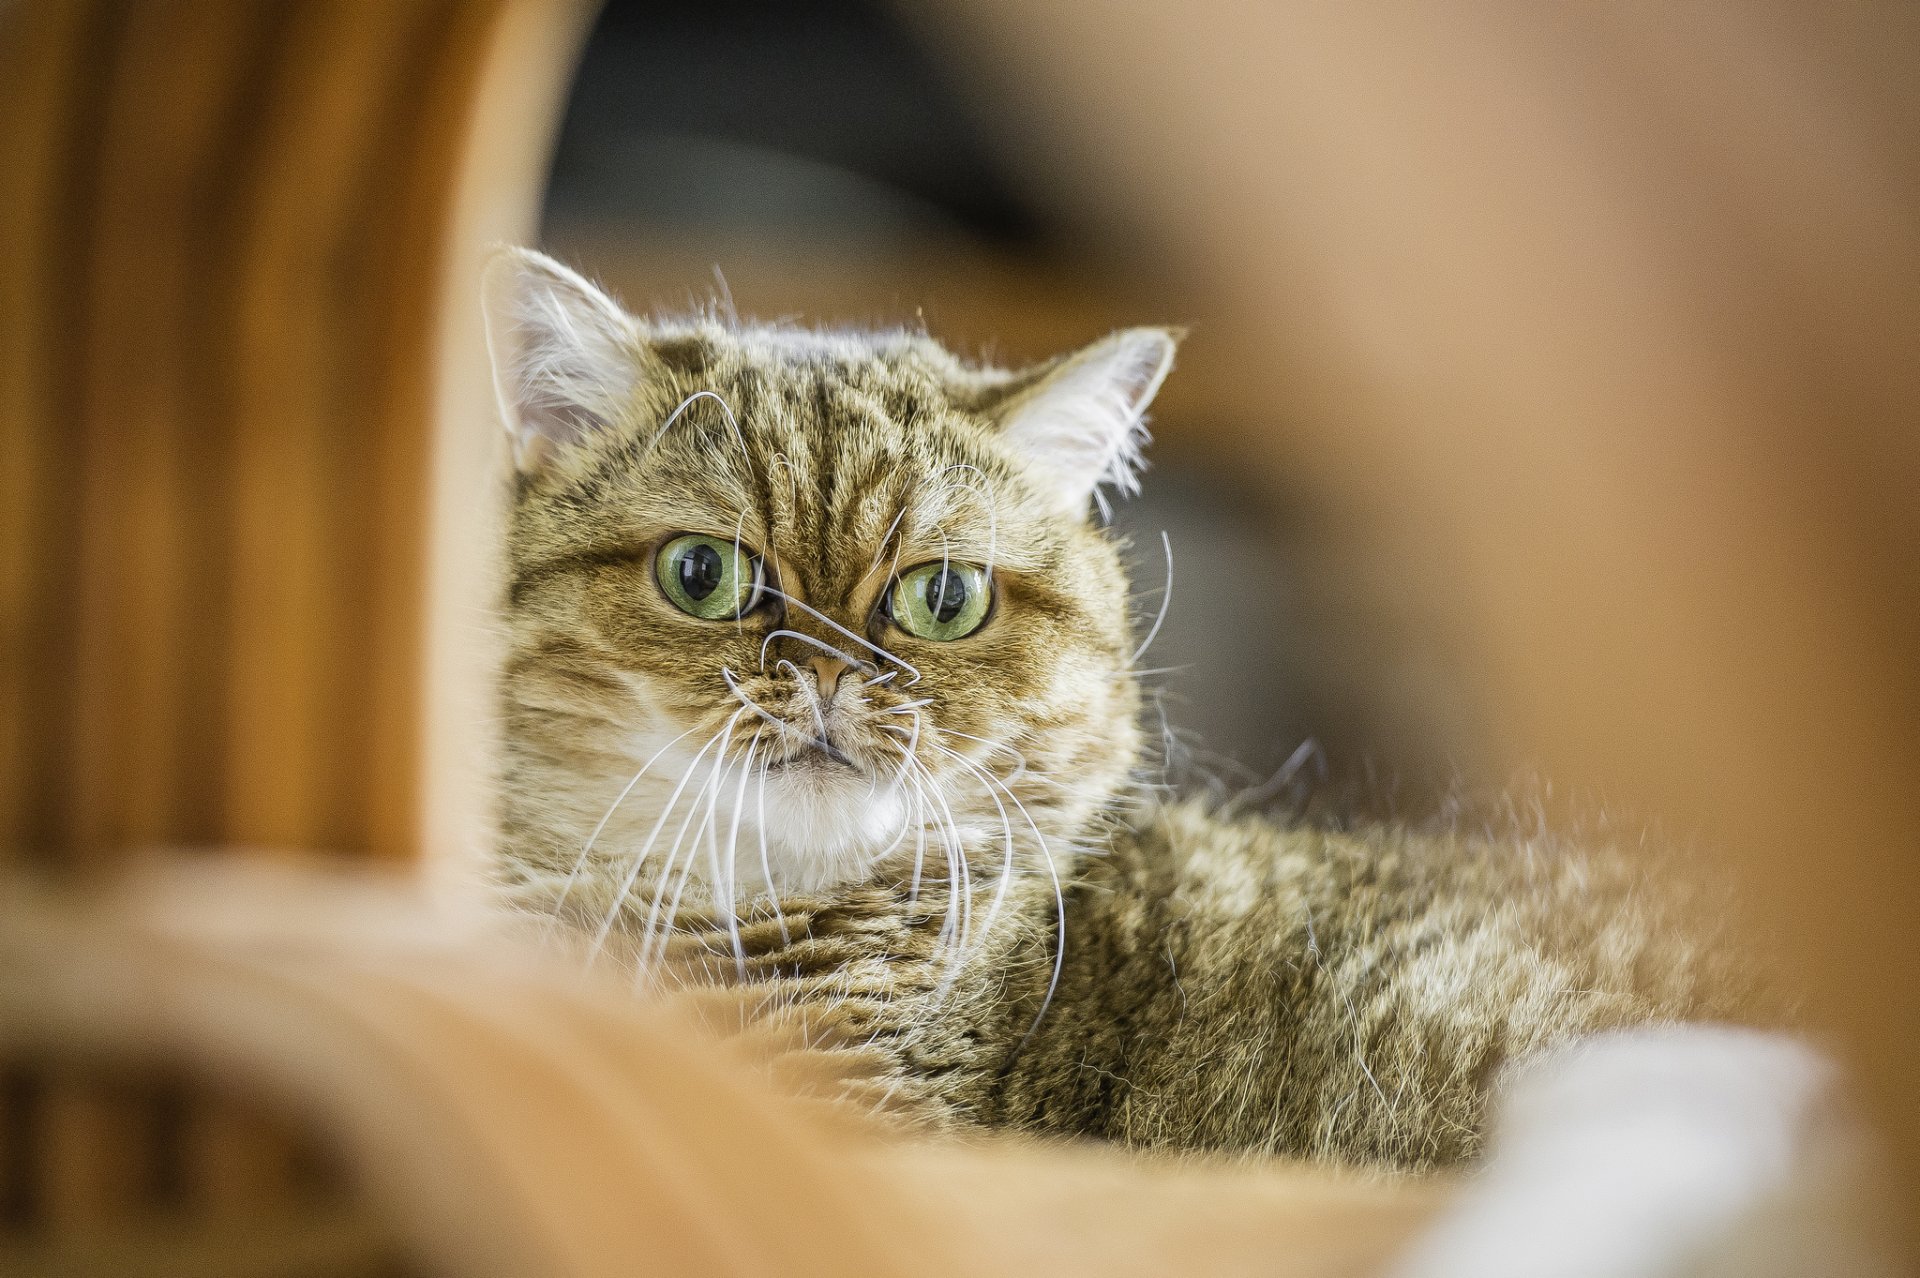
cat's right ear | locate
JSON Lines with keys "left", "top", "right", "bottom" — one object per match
{"left": 481, "top": 246, "right": 642, "bottom": 472}
{"left": 985, "top": 327, "right": 1180, "bottom": 519}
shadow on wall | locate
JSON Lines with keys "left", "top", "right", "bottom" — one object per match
{"left": 537, "top": 0, "right": 1489, "bottom": 805}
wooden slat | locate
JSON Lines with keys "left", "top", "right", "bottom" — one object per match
{"left": 415, "top": 0, "right": 601, "bottom": 874}
{"left": 0, "top": 0, "right": 586, "bottom": 867}
{"left": 63, "top": 5, "right": 286, "bottom": 856}
{"left": 0, "top": 1066, "right": 42, "bottom": 1228}
{"left": 0, "top": 1201, "right": 405, "bottom": 1278}
{"left": 0, "top": 0, "right": 111, "bottom": 869}
{"left": 222, "top": 2, "right": 432, "bottom": 850}
{"left": 182, "top": 1093, "right": 314, "bottom": 1217}
{"left": 339, "top": 0, "right": 504, "bottom": 862}
{"left": 38, "top": 1074, "right": 150, "bottom": 1230}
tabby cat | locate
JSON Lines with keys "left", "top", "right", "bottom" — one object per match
{"left": 483, "top": 246, "right": 1747, "bottom": 1171}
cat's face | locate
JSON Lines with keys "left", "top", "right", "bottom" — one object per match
{"left": 486, "top": 248, "right": 1175, "bottom": 920}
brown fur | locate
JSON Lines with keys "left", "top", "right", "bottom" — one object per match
{"left": 485, "top": 248, "right": 1745, "bottom": 1170}
{"left": 611, "top": 803, "right": 1749, "bottom": 1170}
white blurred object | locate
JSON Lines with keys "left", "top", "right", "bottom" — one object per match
{"left": 1393, "top": 1026, "right": 1901, "bottom": 1278}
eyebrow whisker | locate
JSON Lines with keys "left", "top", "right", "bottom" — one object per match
{"left": 868, "top": 504, "right": 911, "bottom": 576}
{"left": 649, "top": 388, "right": 753, "bottom": 475}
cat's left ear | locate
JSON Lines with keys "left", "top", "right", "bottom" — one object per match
{"left": 481, "top": 245, "right": 644, "bottom": 472}
{"left": 990, "top": 327, "right": 1180, "bottom": 518}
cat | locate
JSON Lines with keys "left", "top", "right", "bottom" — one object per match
{"left": 480, "top": 245, "right": 1765, "bottom": 1172}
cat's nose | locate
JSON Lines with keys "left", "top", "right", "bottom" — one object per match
{"left": 806, "top": 656, "right": 849, "bottom": 703}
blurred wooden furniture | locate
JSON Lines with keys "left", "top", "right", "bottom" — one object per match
{"left": 0, "top": 0, "right": 584, "bottom": 871}
{"left": 0, "top": 865, "right": 1446, "bottom": 1277}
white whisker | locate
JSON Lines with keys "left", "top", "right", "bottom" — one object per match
{"left": 761, "top": 627, "right": 872, "bottom": 676}
{"left": 868, "top": 504, "right": 911, "bottom": 575}
{"left": 585, "top": 713, "right": 743, "bottom": 960}
{"left": 936, "top": 727, "right": 1032, "bottom": 783}
{"left": 774, "top": 657, "right": 829, "bottom": 743}
{"left": 909, "top": 758, "right": 974, "bottom": 992}
{"left": 721, "top": 666, "right": 813, "bottom": 749}
{"left": 758, "top": 585, "right": 921, "bottom": 684}
{"left": 931, "top": 741, "right": 1069, "bottom": 1047}
{"left": 885, "top": 711, "right": 923, "bottom": 791}
{"left": 1130, "top": 529, "right": 1175, "bottom": 666}
{"left": 641, "top": 716, "right": 739, "bottom": 972}
{"left": 716, "top": 734, "right": 758, "bottom": 978}
{"left": 542, "top": 722, "right": 702, "bottom": 941}
{"left": 649, "top": 388, "right": 752, "bottom": 473}
{"left": 754, "top": 750, "right": 792, "bottom": 946}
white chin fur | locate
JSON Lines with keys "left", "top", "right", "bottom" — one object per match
{"left": 606, "top": 736, "right": 913, "bottom": 894}
{"left": 743, "top": 765, "right": 909, "bottom": 894}
{"left": 583, "top": 729, "right": 917, "bottom": 899}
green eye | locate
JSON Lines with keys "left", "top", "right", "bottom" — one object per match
{"left": 655, "top": 534, "right": 762, "bottom": 620}
{"left": 890, "top": 561, "right": 992, "bottom": 641}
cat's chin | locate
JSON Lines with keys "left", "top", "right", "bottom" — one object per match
{"left": 742, "top": 763, "right": 910, "bottom": 896}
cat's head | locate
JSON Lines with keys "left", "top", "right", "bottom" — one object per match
{"left": 485, "top": 247, "right": 1175, "bottom": 921}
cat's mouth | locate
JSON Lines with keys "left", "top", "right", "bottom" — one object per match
{"left": 762, "top": 741, "right": 860, "bottom": 776}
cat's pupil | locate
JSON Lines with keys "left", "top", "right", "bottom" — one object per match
{"left": 925, "top": 568, "right": 967, "bottom": 623}
{"left": 679, "top": 543, "right": 724, "bottom": 601}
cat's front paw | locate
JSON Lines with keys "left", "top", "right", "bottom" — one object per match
{"left": 1390, "top": 1026, "right": 1897, "bottom": 1278}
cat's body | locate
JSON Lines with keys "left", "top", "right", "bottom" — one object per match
{"left": 484, "top": 247, "right": 1746, "bottom": 1172}
{"left": 534, "top": 799, "right": 1739, "bottom": 1168}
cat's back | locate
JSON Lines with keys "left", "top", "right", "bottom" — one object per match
{"left": 1103, "top": 798, "right": 1726, "bottom": 1019}
{"left": 994, "top": 798, "right": 1750, "bottom": 1166}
